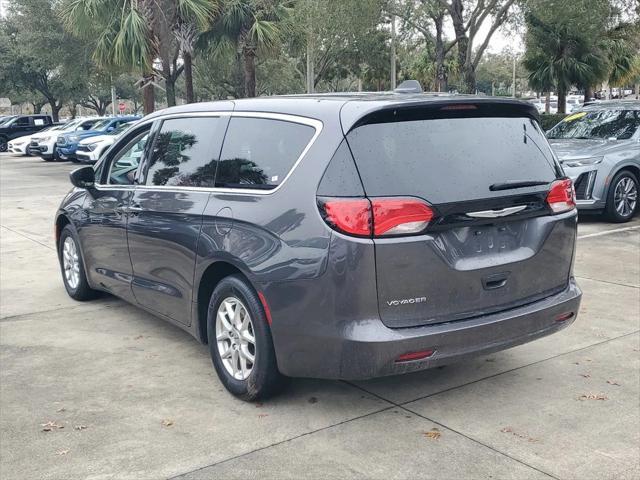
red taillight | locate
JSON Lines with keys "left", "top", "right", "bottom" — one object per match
{"left": 371, "top": 198, "right": 434, "bottom": 236}
{"left": 318, "top": 197, "right": 434, "bottom": 237}
{"left": 546, "top": 179, "right": 576, "bottom": 213}
{"left": 320, "top": 198, "right": 372, "bottom": 236}
{"left": 395, "top": 349, "right": 435, "bottom": 363}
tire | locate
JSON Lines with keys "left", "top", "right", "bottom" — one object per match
{"left": 207, "top": 275, "right": 285, "bottom": 401}
{"left": 0, "top": 137, "right": 7, "bottom": 153}
{"left": 58, "top": 225, "right": 100, "bottom": 301}
{"left": 605, "top": 170, "right": 638, "bottom": 223}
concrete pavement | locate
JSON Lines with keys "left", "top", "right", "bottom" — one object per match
{"left": 1, "top": 153, "right": 638, "bottom": 479}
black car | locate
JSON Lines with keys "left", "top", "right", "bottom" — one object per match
{"left": 56, "top": 92, "right": 582, "bottom": 400}
{"left": 0, "top": 114, "right": 53, "bottom": 152}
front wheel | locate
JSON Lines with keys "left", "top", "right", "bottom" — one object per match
{"left": 605, "top": 171, "right": 638, "bottom": 223}
{"left": 207, "top": 275, "right": 285, "bottom": 401}
{"left": 58, "top": 225, "right": 100, "bottom": 301}
{"left": 0, "top": 137, "right": 7, "bottom": 153}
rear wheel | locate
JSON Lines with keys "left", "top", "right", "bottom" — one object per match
{"left": 0, "top": 137, "right": 7, "bottom": 152}
{"left": 58, "top": 225, "right": 100, "bottom": 301}
{"left": 207, "top": 275, "right": 285, "bottom": 401}
{"left": 605, "top": 170, "right": 638, "bottom": 223}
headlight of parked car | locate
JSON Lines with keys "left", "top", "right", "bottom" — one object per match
{"left": 563, "top": 156, "right": 604, "bottom": 168}
{"left": 85, "top": 142, "right": 99, "bottom": 152}
{"left": 68, "top": 135, "right": 81, "bottom": 143}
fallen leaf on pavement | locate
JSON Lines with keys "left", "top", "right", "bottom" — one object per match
{"left": 606, "top": 380, "right": 620, "bottom": 386}
{"left": 578, "top": 393, "right": 608, "bottom": 401}
{"left": 423, "top": 428, "right": 441, "bottom": 440}
{"left": 41, "top": 421, "right": 64, "bottom": 432}
{"left": 580, "top": 373, "right": 591, "bottom": 378}
{"left": 56, "top": 449, "right": 70, "bottom": 456}
{"left": 257, "top": 413, "right": 268, "bottom": 418}
{"left": 74, "top": 425, "right": 87, "bottom": 431}
{"left": 500, "top": 426, "right": 539, "bottom": 443}
{"left": 161, "top": 419, "right": 174, "bottom": 427}
{"left": 56, "top": 408, "right": 66, "bottom": 413}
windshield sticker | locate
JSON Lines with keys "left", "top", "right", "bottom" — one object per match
{"left": 563, "top": 112, "right": 587, "bottom": 122}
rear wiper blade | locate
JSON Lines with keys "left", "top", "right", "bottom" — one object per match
{"left": 490, "top": 180, "right": 549, "bottom": 191}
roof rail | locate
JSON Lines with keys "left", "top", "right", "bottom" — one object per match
{"left": 394, "top": 80, "right": 423, "bottom": 94}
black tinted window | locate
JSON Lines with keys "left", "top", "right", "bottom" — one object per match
{"left": 16, "top": 117, "right": 30, "bottom": 126}
{"left": 215, "top": 117, "right": 315, "bottom": 190}
{"left": 145, "top": 117, "right": 227, "bottom": 187}
{"left": 346, "top": 117, "right": 558, "bottom": 203}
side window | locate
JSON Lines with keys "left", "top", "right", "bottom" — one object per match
{"left": 107, "top": 131, "right": 150, "bottom": 185}
{"left": 16, "top": 117, "right": 30, "bottom": 126}
{"left": 216, "top": 117, "right": 315, "bottom": 190}
{"left": 144, "top": 117, "right": 226, "bottom": 187}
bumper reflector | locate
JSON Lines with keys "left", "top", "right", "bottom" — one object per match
{"left": 555, "top": 311, "right": 574, "bottom": 322}
{"left": 395, "top": 349, "right": 434, "bottom": 363}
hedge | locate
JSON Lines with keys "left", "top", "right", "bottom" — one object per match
{"left": 539, "top": 113, "right": 567, "bottom": 131}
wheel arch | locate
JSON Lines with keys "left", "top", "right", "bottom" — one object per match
{"left": 55, "top": 213, "right": 71, "bottom": 251}
{"left": 606, "top": 163, "right": 640, "bottom": 199}
{"left": 195, "top": 260, "right": 257, "bottom": 344}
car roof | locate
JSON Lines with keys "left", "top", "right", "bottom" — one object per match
{"left": 582, "top": 100, "right": 640, "bottom": 111}
{"left": 144, "top": 93, "right": 539, "bottom": 131}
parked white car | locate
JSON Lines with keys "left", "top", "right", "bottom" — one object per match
{"left": 31, "top": 117, "right": 100, "bottom": 161}
{"left": 75, "top": 121, "right": 137, "bottom": 163}
{"left": 7, "top": 123, "right": 67, "bottom": 155}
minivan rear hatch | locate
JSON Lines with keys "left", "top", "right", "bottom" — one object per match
{"left": 344, "top": 101, "right": 576, "bottom": 328}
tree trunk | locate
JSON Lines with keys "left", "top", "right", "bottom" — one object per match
{"left": 449, "top": 0, "right": 475, "bottom": 93}
{"left": 68, "top": 103, "right": 77, "bottom": 119}
{"left": 306, "top": 29, "right": 314, "bottom": 93}
{"left": 49, "top": 100, "right": 62, "bottom": 122}
{"left": 433, "top": 14, "right": 447, "bottom": 92}
{"left": 584, "top": 85, "right": 594, "bottom": 103}
{"left": 545, "top": 92, "right": 550, "bottom": 114}
{"left": 143, "top": 73, "right": 155, "bottom": 114}
{"left": 557, "top": 88, "right": 567, "bottom": 114}
{"left": 184, "top": 51, "right": 195, "bottom": 103}
{"left": 98, "top": 103, "right": 108, "bottom": 116}
{"left": 164, "top": 66, "right": 176, "bottom": 107}
{"left": 243, "top": 46, "right": 257, "bottom": 98}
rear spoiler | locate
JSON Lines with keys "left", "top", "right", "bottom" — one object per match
{"left": 343, "top": 98, "right": 541, "bottom": 133}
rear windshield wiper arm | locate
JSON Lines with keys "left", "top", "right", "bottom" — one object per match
{"left": 490, "top": 180, "right": 549, "bottom": 191}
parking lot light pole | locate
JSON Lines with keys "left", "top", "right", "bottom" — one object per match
{"left": 111, "top": 78, "right": 117, "bottom": 116}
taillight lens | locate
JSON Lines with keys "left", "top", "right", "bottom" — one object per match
{"left": 546, "top": 179, "right": 576, "bottom": 213}
{"left": 318, "top": 197, "right": 434, "bottom": 237}
{"left": 319, "top": 198, "right": 372, "bottom": 236}
{"left": 371, "top": 198, "right": 434, "bottom": 236}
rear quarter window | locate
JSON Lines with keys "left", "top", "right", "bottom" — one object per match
{"left": 215, "top": 117, "right": 315, "bottom": 190}
{"left": 346, "top": 116, "right": 558, "bottom": 204}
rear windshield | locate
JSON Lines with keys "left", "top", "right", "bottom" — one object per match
{"left": 346, "top": 116, "right": 558, "bottom": 203}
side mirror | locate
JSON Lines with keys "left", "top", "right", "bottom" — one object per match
{"left": 69, "top": 166, "right": 95, "bottom": 189}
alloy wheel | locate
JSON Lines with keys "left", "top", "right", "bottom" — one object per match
{"left": 62, "top": 236, "right": 80, "bottom": 289}
{"left": 215, "top": 297, "right": 256, "bottom": 380}
{"left": 614, "top": 176, "right": 637, "bottom": 218}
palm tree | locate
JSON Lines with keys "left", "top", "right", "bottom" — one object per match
{"left": 174, "top": 0, "right": 219, "bottom": 103}
{"left": 60, "top": 0, "right": 215, "bottom": 112}
{"left": 523, "top": 13, "right": 607, "bottom": 114}
{"left": 200, "top": 0, "right": 292, "bottom": 98}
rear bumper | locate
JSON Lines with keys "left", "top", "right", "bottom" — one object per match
{"left": 274, "top": 278, "right": 581, "bottom": 380}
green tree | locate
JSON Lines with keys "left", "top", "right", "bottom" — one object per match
{"left": 0, "top": 0, "right": 87, "bottom": 121}
{"left": 199, "top": 0, "right": 292, "bottom": 98}
{"left": 60, "top": 0, "right": 215, "bottom": 112}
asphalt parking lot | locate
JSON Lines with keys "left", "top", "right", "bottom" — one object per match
{"left": 1, "top": 153, "right": 639, "bottom": 480}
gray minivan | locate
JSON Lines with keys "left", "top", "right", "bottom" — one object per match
{"left": 55, "top": 94, "right": 582, "bottom": 400}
